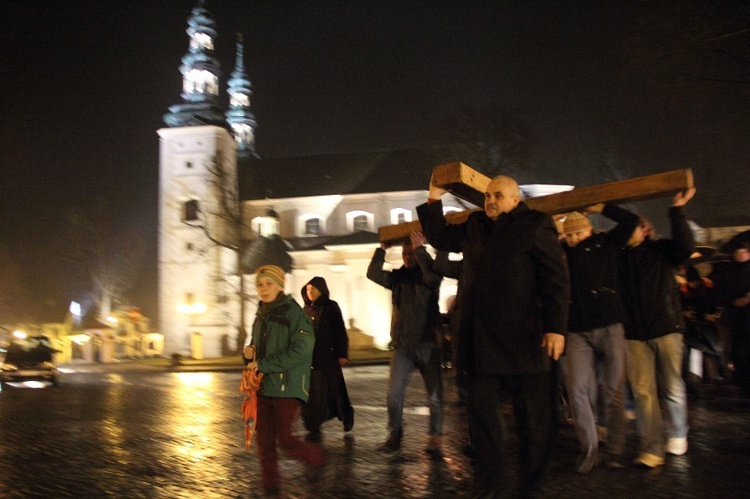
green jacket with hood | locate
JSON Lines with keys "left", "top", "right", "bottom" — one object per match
{"left": 250, "top": 293, "right": 315, "bottom": 402}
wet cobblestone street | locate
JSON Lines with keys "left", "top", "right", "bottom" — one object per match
{"left": 0, "top": 365, "right": 747, "bottom": 498}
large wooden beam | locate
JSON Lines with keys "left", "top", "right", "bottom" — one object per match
{"left": 525, "top": 168, "right": 694, "bottom": 215}
{"left": 430, "top": 162, "right": 489, "bottom": 207}
{"left": 378, "top": 164, "right": 694, "bottom": 243}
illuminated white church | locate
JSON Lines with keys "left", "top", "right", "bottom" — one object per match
{"left": 158, "top": 2, "right": 563, "bottom": 357}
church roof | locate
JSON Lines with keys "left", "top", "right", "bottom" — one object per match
{"left": 239, "top": 147, "right": 461, "bottom": 200}
{"left": 288, "top": 230, "right": 380, "bottom": 251}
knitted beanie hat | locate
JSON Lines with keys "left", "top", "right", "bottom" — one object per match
{"left": 563, "top": 212, "right": 592, "bottom": 234}
{"left": 256, "top": 265, "right": 285, "bottom": 288}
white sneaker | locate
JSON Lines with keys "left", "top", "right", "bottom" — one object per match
{"left": 666, "top": 437, "right": 688, "bottom": 455}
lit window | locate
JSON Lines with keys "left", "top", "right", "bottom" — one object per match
{"left": 230, "top": 93, "right": 250, "bottom": 107}
{"left": 183, "top": 69, "right": 219, "bottom": 96}
{"left": 189, "top": 32, "right": 214, "bottom": 51}
{"left": 231, "top": 123, "right": 254, "bottom": 144}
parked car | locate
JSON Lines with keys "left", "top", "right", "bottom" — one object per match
{"left": 0, "top": 336, "right": 59, "bottom": 388}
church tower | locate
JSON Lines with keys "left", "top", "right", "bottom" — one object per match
{"left": 226, "top": 34, "right": 259, "bottom": 160}
{"left": 158, "top": 1, "right": 241, "bottom": 357}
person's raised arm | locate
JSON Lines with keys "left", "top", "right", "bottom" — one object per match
{"left": 592, "top": 203, "right": 640, "bottom": 247}
{"left": 668, "top": 187, "right": 696, "bottom": 262}
{"left": 411, "top": 231, "right": 443, "bottom": 289}
{"left": 366, "top": 242, "right": 393, "bottom": 289}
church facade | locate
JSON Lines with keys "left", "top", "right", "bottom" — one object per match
{"left": 157, "top": 2, "right": 453, "bottom": 357}
{"left": 158, "top": 2, "right": 569, "bottom": 358}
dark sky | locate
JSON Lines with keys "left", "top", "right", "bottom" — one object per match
{"left": 1, "top": 0, "right": 749, "bottom": 321}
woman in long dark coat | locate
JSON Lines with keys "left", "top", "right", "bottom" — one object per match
{"left": 301, "top": 276, "right": 355, "bottom": 440}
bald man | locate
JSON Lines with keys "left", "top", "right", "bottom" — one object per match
{"left": 417, "top": 175, "right": 569, "bottom": 498}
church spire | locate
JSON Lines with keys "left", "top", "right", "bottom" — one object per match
{"left": 226, "top": 34, "right": 259, "bottom": 159}
{"left": 164, "top": 0, "right": 226, "bottom": 128}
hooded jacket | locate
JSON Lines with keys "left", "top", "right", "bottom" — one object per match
{"left": 250, "top": 293, "right": 315, "bottom": 402}
{"left": 620, "top": 206, "right": 694, "bottom": 341}
{"left": 301, "top": 277, "right": 349, "bottom": 369}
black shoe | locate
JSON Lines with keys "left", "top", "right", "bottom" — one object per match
{"left": 575, "top": 447, "right": 598, "bottom": 474}
{"left": 379, "top": 433, "right": 401, "bottom": 452}
{"left": 343, "top": 410, "right": 355, "bottom": 432}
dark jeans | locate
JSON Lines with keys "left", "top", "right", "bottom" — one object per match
{"left": 469, "top": 371, "right": 556, "bottom": 497}
{"left": 257, "top": 396, "right": 326, "bottom": 492}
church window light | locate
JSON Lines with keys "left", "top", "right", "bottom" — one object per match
{"left": 230, "top": 93, "right": 250, "bottom": 107}
{"left": 189, "top": 32, "right": 214, "bottom": 51}
{"left": 184, "top": 200, "right": 199, "bottom": 221}
{"left": 183, "top": 69, "right": 219, "bottom": 96}
{"left": 231, "top": 123, "right": 254, "bottom": 144}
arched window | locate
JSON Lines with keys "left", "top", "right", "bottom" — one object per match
{"left": 353, "top": 215, "right": 369, "bottom": 232}
{"left": 345, "top": 210, "right": 374, "bottom": 232}
{"left": 390, "top": 208, "right": 412, "bottom": 225}
{"left": 298, "top": 214, "right": 326, "bottom": 237}
{"left": 184, "top": 200, "right": 199, "bottom": 221}
{"left": 305, "top": 218, "right": 322, "bottom": 235}
{"left": 252, "top": 210, "right": 280, "bottom": 236}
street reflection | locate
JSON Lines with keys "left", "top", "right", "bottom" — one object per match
{"left": 160, "top": 372, "right": 233, "bottom": 495}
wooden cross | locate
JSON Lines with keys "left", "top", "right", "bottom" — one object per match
{"left": 378, "top": 162, "right": 694, "bottom": 243}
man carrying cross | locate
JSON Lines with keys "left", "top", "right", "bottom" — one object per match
{"left": 417, "top": 174, "right": 569, "bottom": 498}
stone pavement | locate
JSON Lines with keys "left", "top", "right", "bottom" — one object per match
{"left": 52, "top": 356, "right": 750, "bottom": 498}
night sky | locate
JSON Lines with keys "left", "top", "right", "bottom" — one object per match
{"left": 2, "top": 0, "right": 749, "bottom": 322}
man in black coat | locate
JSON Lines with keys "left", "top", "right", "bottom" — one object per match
{"left": 417, "top": 175, "right": 569, "bottom": 498}
{"left": 300, "top": 276, "right": 355, "bottom": 441}
{"left": 560, "top": 204, "right": 639, "bottom": 473}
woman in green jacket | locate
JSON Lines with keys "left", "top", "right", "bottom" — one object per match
{"left": 243, "top": 265, "right": 325, "bottom": 497}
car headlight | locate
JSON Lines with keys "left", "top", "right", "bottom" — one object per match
{"left": 1, "top": 364, "right": 18, "bottom": 372}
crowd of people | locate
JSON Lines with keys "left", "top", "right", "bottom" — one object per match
{"left": 240, "top": 174, "right": 749, "bottom": 498}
